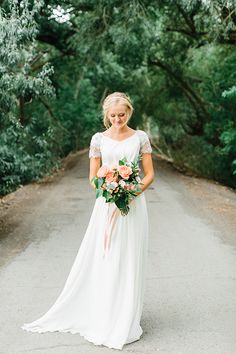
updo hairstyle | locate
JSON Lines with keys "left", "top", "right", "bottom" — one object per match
{"left": 102, "top": 92, "right": 134, "bottom": 129}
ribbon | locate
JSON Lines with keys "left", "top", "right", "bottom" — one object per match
{"left": 103, "top": 202, "right": 120, "bottom": 258}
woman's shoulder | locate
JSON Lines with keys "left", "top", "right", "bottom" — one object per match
{"left": 91, "top": 131, "right": 103, "bottom": 139}
{"left": 90, "top": 132, "right": 103, "bottom": 146}
{"left": 136, "top": 130, "right": 152, "bottom": 153}
{"left": 92, "top": 131, "right": 102, "bottom": 136}
{"left": 136, "top": 129, "right": 149, "bottom": 139}
{"left": 136, "top": 129, "right": 146, "bottom": 133}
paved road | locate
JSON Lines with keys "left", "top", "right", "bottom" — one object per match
{"left": 0, "top": 151, "right": 236, "bottom": 354}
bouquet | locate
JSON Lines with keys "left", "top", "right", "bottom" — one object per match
{"left": 91, "top": 154, "right": 144, "bottom": 216}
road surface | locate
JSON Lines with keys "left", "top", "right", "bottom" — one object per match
{"left": 0, "top": 150, "right": 236, "bottom": 354}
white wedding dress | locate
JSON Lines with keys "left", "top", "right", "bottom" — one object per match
{"left": 21, "top": 129, "right": 152, "bottom": 350}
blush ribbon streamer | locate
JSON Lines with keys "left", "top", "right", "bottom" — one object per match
{"left": 103, "top": 203, "right": 120, "bottom": 259}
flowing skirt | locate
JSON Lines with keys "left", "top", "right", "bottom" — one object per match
{"left": 21, "top": 192, "right": 149, "bottom": 350}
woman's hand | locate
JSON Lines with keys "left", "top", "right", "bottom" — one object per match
{"left": 128, "top": 191, "right": 141, "bottom": 205}
{"left": 89, "top": 157, "right": 101, "bottom": 189}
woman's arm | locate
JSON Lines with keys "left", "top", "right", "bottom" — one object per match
{"left": 136, "top": 153, "right": 155, "bottom": 195}
{"left": 89, "top": 157, "right": 101, "bottom": 189}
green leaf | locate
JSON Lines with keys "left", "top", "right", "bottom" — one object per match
{"left": 97, "top": 178, "right": 104, "bottom": 189}
{"left": 103, "top": 190, "right": 112, "bottom": 200}
{"left": 93, "top": 178, "right": 99, "bottom": 189}
{"left": 96, "top": 188, "right": 103, "bottom": 198}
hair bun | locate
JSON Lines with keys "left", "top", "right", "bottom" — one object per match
{"left": 102, "top": 92, "right": 134, "bottom": 129}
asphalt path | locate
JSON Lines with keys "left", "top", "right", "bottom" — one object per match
{"left": 0, "top": 151, "right": 236, "bottom": 354}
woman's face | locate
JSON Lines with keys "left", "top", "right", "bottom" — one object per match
{"left": 107, "top": 103, "right": 129, "bottom": 129}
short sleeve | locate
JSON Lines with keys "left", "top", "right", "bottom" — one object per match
{"left": 89, "top": 132, "right": 101, "bottom": 158}
{"left": 138, "top": 130, "right": 152, "bottom": 154}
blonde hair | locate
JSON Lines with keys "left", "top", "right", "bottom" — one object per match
{"left": 102, "top": 92, "right": 134, "bottom": 129}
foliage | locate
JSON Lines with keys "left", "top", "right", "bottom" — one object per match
{"left": 0, "top": 0, "right": 58, "bottom": 195}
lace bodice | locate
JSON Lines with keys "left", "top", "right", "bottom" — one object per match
{"left": 89, "top": 130, "right": 152, "bottom": 166}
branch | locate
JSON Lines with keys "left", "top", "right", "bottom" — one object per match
{"left": 166, "top": 27, "right": 207, "bottom": 40}
{"left": 151, "top": 141, "right": 173, "bottom": 162}
{"left": 39, "top": 97, "right": 70, "bottom": 135}
{"left": 175, "top": 3, "right": 196, "bottom": 34}
{"left": 148, "top": 57, "right": 211, "bottom": 134}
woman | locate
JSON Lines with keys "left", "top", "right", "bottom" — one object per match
{"left": 21, "top": 91, "right": 155, "bottom": 350}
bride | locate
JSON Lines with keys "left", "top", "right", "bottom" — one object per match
{"left": 21, "top": 91, "right": 155, "bottom": 350}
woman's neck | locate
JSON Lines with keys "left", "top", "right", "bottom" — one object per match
{"left": 109, "top": 126, "right": 131, "bottom": 135}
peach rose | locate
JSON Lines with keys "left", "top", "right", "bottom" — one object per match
{"left": 105, "top": 171, "right": 118, "bottom": 183}
{"left": 118, "top": 165, "right": 132, "bottom": 180}
{"left": 97, "top": 165, "right": 110, "bottom": 178}
{"left": 119, "top": 180, "right": 126, "bottom": 188}
{"left": 110, "top": 181, "right": 118, "bottom": 189}
{"left": 126, "top": 184, "right": 135, "bottom": 190}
